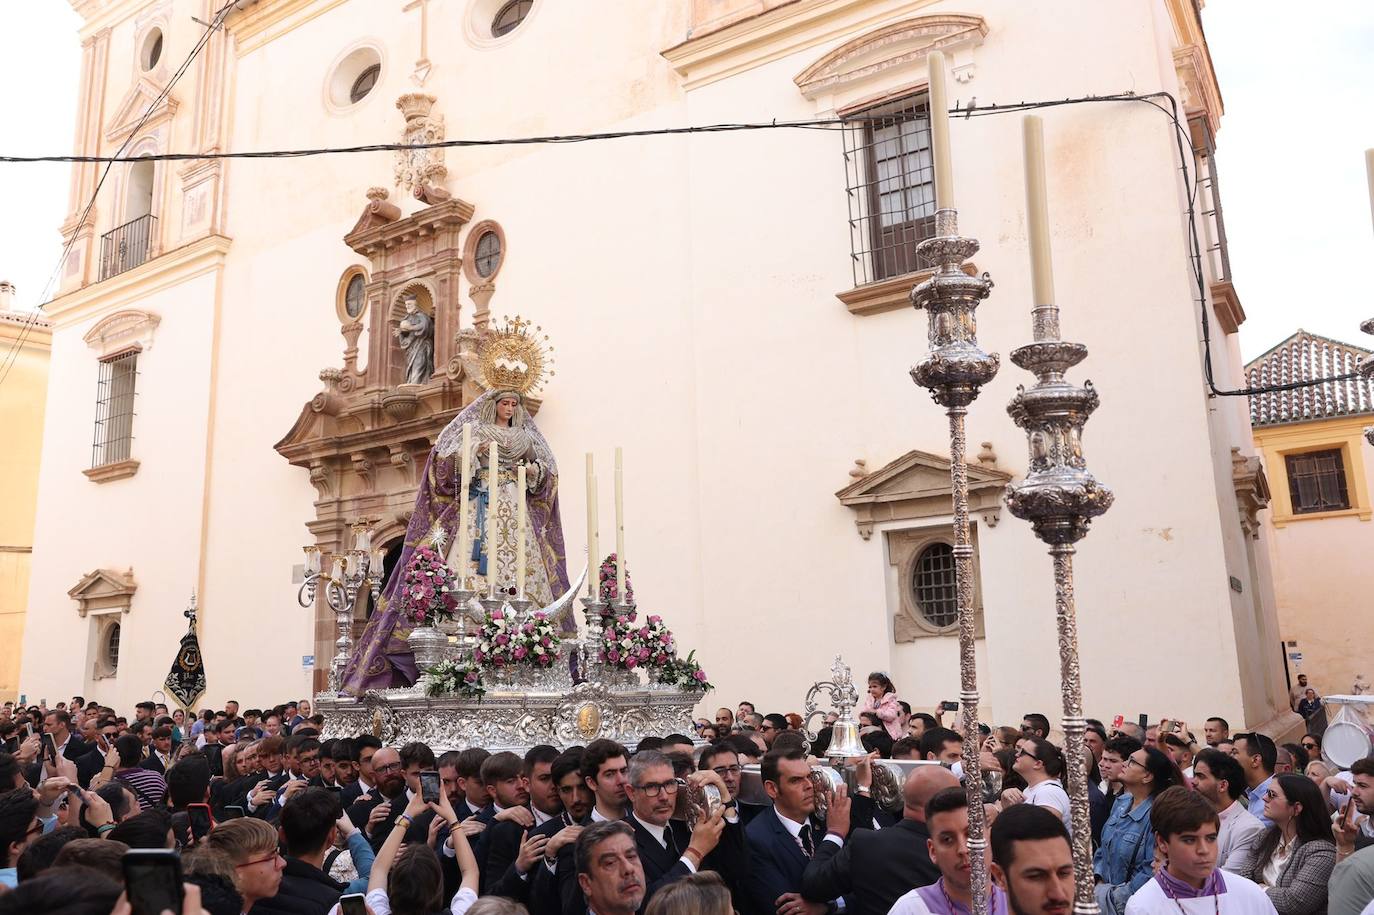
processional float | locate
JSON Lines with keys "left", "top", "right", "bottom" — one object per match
{"left": 300, "top": 318, "right": 707, "bottom": 752}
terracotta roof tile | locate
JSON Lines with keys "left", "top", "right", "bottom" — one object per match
{"left": 1244, "top": 330, "right": 1373, "bottom": 426}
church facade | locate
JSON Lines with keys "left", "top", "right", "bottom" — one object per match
{"left": 20, "top": 0, "right": 1291, "bottom": 731}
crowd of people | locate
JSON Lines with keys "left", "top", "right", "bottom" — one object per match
{"left": 1, "top": 671, "right": 1372, "bottom": 915}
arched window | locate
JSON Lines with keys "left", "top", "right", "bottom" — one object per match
{"left": 911, "top": 542, "right": 957, "bottom": 629}
{"left": 126, "top": 160, "right": 155, "bottom": 222}
{"left": 474, "top": 231, "right": 502, "bottom": 278}
{"left": 492, "top": 0, "right": 533, "bottom": 36}
{"left": 350, "top": 63, "right": 381, "bottom": 103}
{"left": 104, "top": 622, "right": 122, "bottom": 674}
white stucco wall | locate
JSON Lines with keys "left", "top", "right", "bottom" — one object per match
{"left": 21, "top": 0, "right": 1284, "bottom": 728}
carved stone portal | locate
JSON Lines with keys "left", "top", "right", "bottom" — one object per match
{"left": 276, "top": 189, "right": 479, "bottom": 691}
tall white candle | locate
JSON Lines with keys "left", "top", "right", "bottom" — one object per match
{"left": 927, "top": 50, "right": 954, "bottom": 209}
{"left": 455, "top": 423, "right": 472, "bottom": 582}
{"left": 615, "top": 447, "right": 626, "bottom": 603}
{"left": 487, "top": 441, "right": 499, "bottom": 598}
{"left": 1022, "top": 115, "right": 1056, "bottom": 311}
{"left": 1366, "top": 149, "right": 1374, "bottom": 236}
{"left": 586, "top": 453, "right": 599, "bottom": 597}
{"left": 516, "top": 464, "right": 528, "bottom": 598}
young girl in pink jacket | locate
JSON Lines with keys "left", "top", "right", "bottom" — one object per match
{"left": 857, "top": 671, "right": 904, "bottom": 740}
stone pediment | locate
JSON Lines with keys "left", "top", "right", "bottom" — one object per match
{"left": 794, "top": 13, "right": 988, "bottom": 99}
{"left": 68, "top": 568, "right": 137, "bottom": 617}
{"left": 105, "top": 78, "right": 179, "bottom": 144}
{"left": 835, "top": 448, "right": 1010, "bottom": 539}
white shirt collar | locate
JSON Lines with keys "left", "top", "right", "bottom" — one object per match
{"left": 632, "top": 813, "right": 670, "bottom": 848}
{"left": 532, "top": 806, "right": 554, "bottom": 827}
{"left": 774, "top": 807, "right": 807, "bottom": 838}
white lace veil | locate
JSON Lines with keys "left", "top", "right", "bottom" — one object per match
{"left": 434, "top": 389, "right": 558, "bottom": 474}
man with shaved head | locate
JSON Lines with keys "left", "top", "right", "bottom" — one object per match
{"left": 800, "top": 763, "right": 960, "bottom": 915}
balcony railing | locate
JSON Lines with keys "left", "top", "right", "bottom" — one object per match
{"left": 99, "top": 214, "right": 156, "bottom": 281}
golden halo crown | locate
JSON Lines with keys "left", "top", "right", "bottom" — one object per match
{"left": 479, "top": 314, "right": 555, "bottom": 397}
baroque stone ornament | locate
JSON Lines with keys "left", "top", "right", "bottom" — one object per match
{"left": 908, "top": 207, "right": 997, "bottom": 915}
{"left": 394, "top": 93, "right": 447, "bottom": 193}
{"left": 1003, "top": 254, "right": 1113, "bottom": 915}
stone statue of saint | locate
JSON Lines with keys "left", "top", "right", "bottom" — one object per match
{"left": 393, "top": 293, "right": 434, "bottom": 385}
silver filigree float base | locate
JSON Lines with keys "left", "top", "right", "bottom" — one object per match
{"left": 315, "top": 674, "right": 700, "bottom": 753}
{"left": 406, "top": 626, "right": 449, "bottom": 669}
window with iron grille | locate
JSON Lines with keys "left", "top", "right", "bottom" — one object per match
{"left": 92, "top": 351, "right": 139, "bottom": 468}
{"left": 911, "top": 542, "right": 958, "bottom": 629}
{"left": 842, "top": 94, "right": 938, "bottom": 285}
{"left": 1285, "top": 449, "right": 1350, "bottom": 514}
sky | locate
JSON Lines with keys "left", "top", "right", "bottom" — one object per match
{"left": 0, "top": 1, "right": 1371, "bottom": 360}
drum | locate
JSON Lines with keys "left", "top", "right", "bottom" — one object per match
{"left": 1321, "top": 696, "right": 1374, "bottom": 769}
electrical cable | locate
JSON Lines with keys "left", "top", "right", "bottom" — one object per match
{"left": 0, "top": 85, "right": 1356, "bottom": 401}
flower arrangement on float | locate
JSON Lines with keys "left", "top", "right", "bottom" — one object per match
{"left": 400, "top": 545, "right": 458, "bottom": 627}
{"left": 421, "top": 657, "right": 485, "bottom": 700}
{"left": 598, "top": 553, "right": 634, "bottom": 605}
{"left": 474, "top": 607, "right": 562, "bottom": 669}
{"left": 599, "top": 608, "right": 711, "bottom": 693}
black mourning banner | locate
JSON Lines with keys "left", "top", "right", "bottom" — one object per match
{"left": 165, "top": 624, "right": 206, "bottom": 709}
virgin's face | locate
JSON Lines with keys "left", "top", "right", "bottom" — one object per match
{"left": 496, "top": 397, "right": 518, "bottom": 422}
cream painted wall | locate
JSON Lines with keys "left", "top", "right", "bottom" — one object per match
{"left": 20, "top": 0, "right": 1285, "bottom": 729}
{"left": 0, "top": 315, "right": 50, "bottom": 701}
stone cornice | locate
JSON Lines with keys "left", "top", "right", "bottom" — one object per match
{"left": 663, "top": 0, "right": 943, "bottom": 91}
{"left": 344, "top": 198, "right": 475, "bottom": 258}
{"left": 43, "top": 234, "right": 231, "bottom": 329}
{"left": 0, "top": 311, "right": 53, "bottom": 350}
{"left": 226, "top": 0, "right": 350, "bottom": 57}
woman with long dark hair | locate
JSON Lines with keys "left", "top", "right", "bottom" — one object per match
{"left": 1093, "top": 746, "right": 1182, "bottom": 915}
{"left": 1234, "top": 774, "right": 1336, "bottom": 915}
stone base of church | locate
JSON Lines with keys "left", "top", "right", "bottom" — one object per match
{"left": 315, "top": 676, "right": 702, "bottom": 753}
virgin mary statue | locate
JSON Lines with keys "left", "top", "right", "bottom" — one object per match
{"left": 341, "top": 389, "right": 572, "bottom": 692}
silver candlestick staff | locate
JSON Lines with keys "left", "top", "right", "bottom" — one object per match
{"left": 300, "top": 521, "right": 384, "bottom": 693}
{"left": 909, "top": 202, "right": 998, "bottom": 915}
{"left": 1003, "top": 115, "right": 1113, "bottom": 915}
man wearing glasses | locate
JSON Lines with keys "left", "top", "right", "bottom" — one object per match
{"left": 623, "top": 749, "right": 745, "bottom": 907}
{"left": 701, "top": 744, "right": 764, "bottom": 826}
{"left": 759, "top": 714, "right": 789, "bottom": 748}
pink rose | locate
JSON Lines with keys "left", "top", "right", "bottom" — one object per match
{"left": 541, "top": 636, "right": 551, "bottom": 647}
{"left": 659, "top": 633, "right": 671, "bottom": 644}
{"left": 492, "top": 608, "right": 504, "bottom": 620}
{"left": 496, "top": 634, "right": 509, "bottom": 646}
{"left": 626, "top": 657, "right": 638, "bottom": 669}
{"left": 514, "top": 647, "right": 527, "bottom": 660}
{"left": 523, "top": 623, "right": 535, "bottom": 634}
{"left": 694, "top": 670, "right": 707, "bottom": 682}
{"left": 637, "top": 648, "right": 649, "bottom": 660}
{"left": 607, "top": 649, "right": 620, "bottom": 663}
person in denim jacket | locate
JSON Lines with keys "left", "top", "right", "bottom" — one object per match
{"left": 1095, "top": 747, "right": 1184, "bottom": 915}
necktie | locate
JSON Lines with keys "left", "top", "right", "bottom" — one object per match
{"left": 665, "top": 824, "right": 681, "bottom": 858}
{"left": 799, "top": 823, "right": 814, "bottom": 857}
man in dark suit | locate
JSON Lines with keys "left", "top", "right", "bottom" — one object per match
{"left": 623, "top": 749, "right": 747, "bottom": 907}
{"left": 480, "top": 745, "right": 567, "bottom": 893}
{"left": 512, "top": 749, "right": 594, "bottom": 910}
{"left": 345, "top": 746, "right": 408, "bottom": 850}
{"left": 339, "top": 736, "right": 381, "bottom": 809}
{"left": 746, "top": 746, "right": 850, "bottom": 915}
{"left": 575, "top": 820, "right": 645, "bottom": 915}
{"left": 43, "top": 710, "right": 102, "bottom": 787}
{"left": 141, "top": 726, "right": 175, "bottom": 775}
{"left": 453, "top": 747, "right": 493, "bottom": 822}
{"left": 801, "top": 762, "right": 958, "bottom": 915}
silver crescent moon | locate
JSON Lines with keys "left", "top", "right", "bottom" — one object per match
{"left": 461, "top": 562, "right": 589, "bottom": 627}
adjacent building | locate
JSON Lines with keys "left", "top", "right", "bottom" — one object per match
{"left": 19, "top": 0, "right": 1291, "bottom": 731}
{"left": 1246, "top": 330, "right": 1374, "bottom": 702}
{"left": 0, "top": 282, "right": 53, "bottom": 701}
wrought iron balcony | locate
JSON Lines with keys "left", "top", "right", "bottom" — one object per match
{"left": 99, "top": 214, "right": 156, "bottom": 280}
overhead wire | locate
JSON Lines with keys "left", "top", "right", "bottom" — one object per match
{"left": 0, "top": 0, "right": 237, "bottom": 391}
{"left": 0, "top": 83, "right": 1358, "bottom": 400}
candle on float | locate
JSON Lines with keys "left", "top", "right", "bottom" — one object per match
{"left": 516, "top": 464, "right": 528, "bottom": 598}
{"left": 487, "top": 441, "right": 499, "bottom": 598}
{"left": 586, "top": 453, "right": 599, "bottom": 597}
{"left": 615, "top": 447, "right": 626, "bottom": 603}
{"left": 1022, "top": 115, "right": 1057, "bottom": 337}
{"left": 456, "top": 423, "right": 473, "bottom": 582}
{"left": 329, "top": 555, "right": 344, "bottom": 580}
{"left": 927, "top": 49, "right": 955, "bottom": 209}
{"left": 355, "top": 527, "right": 371, "bottom": 553}
{"left": 1366, "top": 149, "right": 1374, "bottom": 236}
{"left": 304, "top": 546, "right": 321, "bottom": 574}
{"left": 370, "top": 547, "right": 385, "bottom": 576}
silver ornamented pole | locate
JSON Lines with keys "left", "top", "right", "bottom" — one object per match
{"left": 1004, "top": 115, "right": 1113, "bottom": 915}
{"left": 909, "top": 203, "right": 998, "bottom": 915}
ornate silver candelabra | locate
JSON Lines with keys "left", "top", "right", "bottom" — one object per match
{"left": 909, "top": 207, "right": 998, "bottom": 915}
{"left": 1003, "top": 287, "right": 1113, "bottom": 915}
{"left": 299, "top": 522, "right": 384, "bottom": 692}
